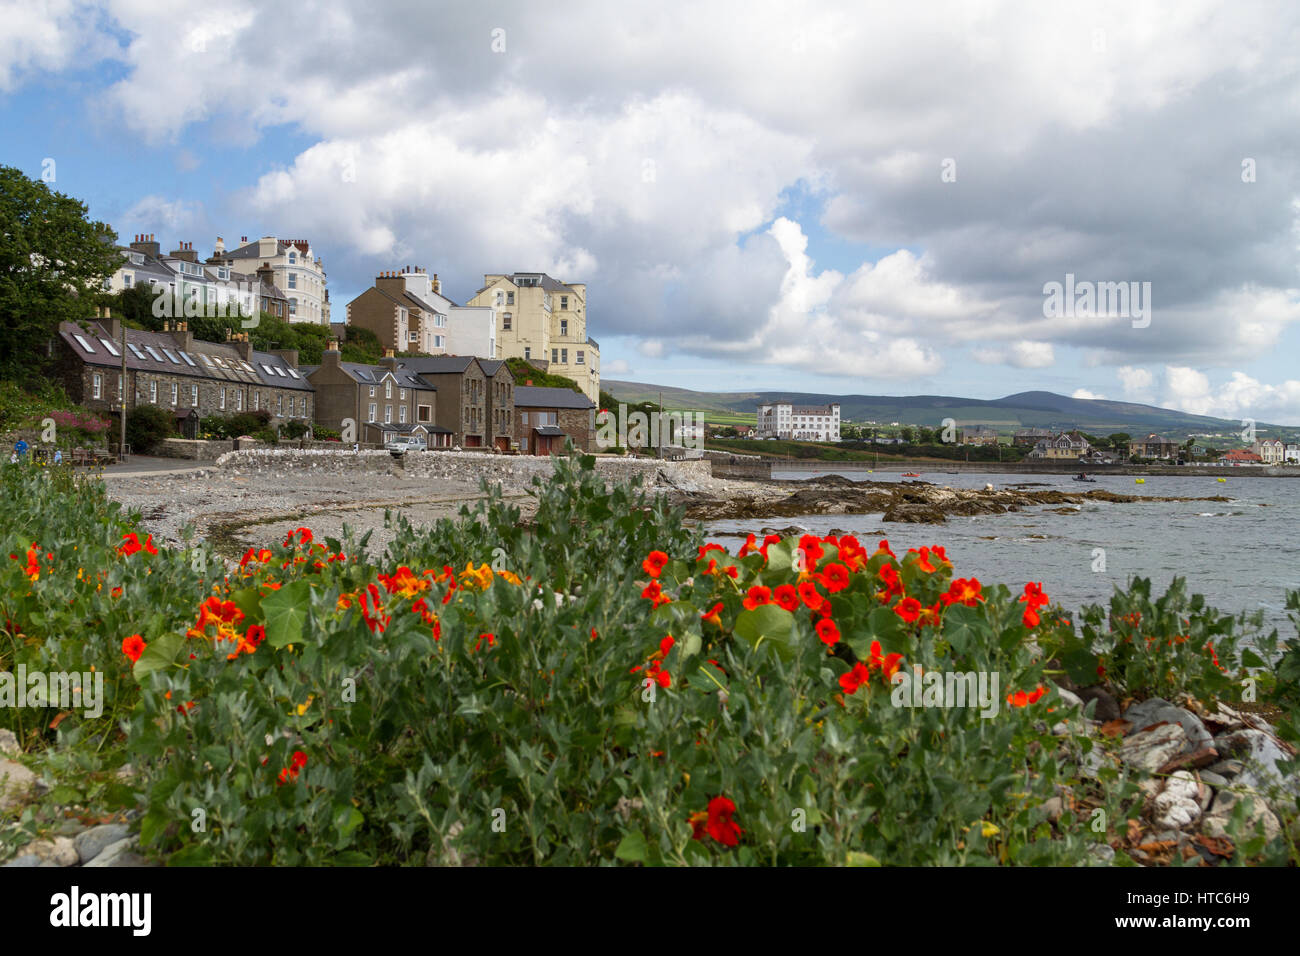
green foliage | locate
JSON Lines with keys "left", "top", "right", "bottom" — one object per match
{"left": 1, "top": 457, "right": 1295, "bottom": 867}
{"left": 124, "top": 405, "right": 175, "bottom": 453}
{"left": 505, "top": 357, "right": 583, "bottom": 392}
{"left": 0, "top": 166, "right": 122, "bottom": 383}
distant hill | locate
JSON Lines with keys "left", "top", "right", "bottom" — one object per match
{"left": 602, "top": 381, "right": 1293, "bottom": 436}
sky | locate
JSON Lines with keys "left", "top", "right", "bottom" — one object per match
{"left": 3, "top": 0, "right": 1299, "bottom": 422}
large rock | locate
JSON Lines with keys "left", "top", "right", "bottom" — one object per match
{"left": 24, "top": 836, "right": 78, "bottom": 867}
{"left": 1202, "top": 789, "right": 1281, "bottom": 842}
{"left": 882, "top": 501, "right": 946, "bottom": 524}
{"left": 74, "top": 823, "right": 130, "bottom": 864}
{"left": 0, "top": 758, "right": 35, "bottom": 811}
{"left": 1119, "top": 723, "right": 1187, "bottom": 773}
{"left": 82, "top": 838, "right": 136, "bottom": 868}
{"left": 1213, "top": 729, "right": 1299, "bottom": 800}
{"left": 1123, "top": 698, "right": 1212, "bottom": 753}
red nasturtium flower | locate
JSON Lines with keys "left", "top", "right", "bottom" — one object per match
{"left": 839, "top": 661, "right": 872, "bottom": 694}
{"left": 797, "top": 580, "right": 825, "bottom": 611}
{"left": 704, "top": 796, "right": 743, "bottom": 846}
{"left": 277, "top": 750, "right": 308, "bottom": 785}
{"left": 869, "top": 640, "right": 904, "bottom": 680}
{"left": 819, "top": 563, "right": 850, "bottom": 593}
{"left": 1007, "top": 685, "right": 1048, "bottom": 708}
{"left": 815, "top": 618, "right": 841, "bottom": 647}
{"left": 773, "top": 584, "right": 799, "bottom": 611}
{"left": 894, "top": 596, "right": 923, "bottom": 623}
{"left": 641, "top": 580, "right": 671, "bottom": 608}
{"left": 659, "top": 635, "right": 675, "bottom": 658}
{"left": 1019, "top": 582, "right": 1049, "bottom": 628}
{"left": 943, "top": 577, "right": 983, "bottom": 606}
{"left": 742, "top": 585, "right": 772, "bottom": 610}
{"left": 121, "top": 634, "right": 147, "bottom": 664}
{"left": 909, "top": 547, "right": 937, "bottom": 574}
{"left": 642, "top": 550, "right": 669, "bottom": 578}
{"left": 873, "top": 539, "right": 897, "bottom": 560}
{"left": 118, "top": 532, "right": 156, "bottom": 557}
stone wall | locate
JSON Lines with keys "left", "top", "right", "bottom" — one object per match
{"left": 213, "top": 447, "right": 715, "bottom": 489}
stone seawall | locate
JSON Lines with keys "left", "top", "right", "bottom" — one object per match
{"left": 213, "top": 448, "right": 717, "bottom": 491}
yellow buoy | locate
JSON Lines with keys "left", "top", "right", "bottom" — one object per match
{"left": 1217, "top": 477, "right": 1226, "bottom": 482}
{"left": 1135, "top": 478, "right": 1145, "bottom": 484}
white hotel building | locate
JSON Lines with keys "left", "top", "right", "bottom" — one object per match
{"left": 756, "top": 402, "right": 841, "bottom": 442}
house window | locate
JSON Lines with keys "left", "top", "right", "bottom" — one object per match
{"left": 368, "top": 402, "right": 377, "bottom": 420}
{"left": 502, "top": 312, "right": 512, "bottom": 330}
{"left": 288, "top": 251, "right": 297, "bottom": 265}
{"left": 369, "top": 385, "right": 376, "bottom": 397}
{"left": 236, "top": 389, "right": 243, "bottom": 411}
{"left": 561, "top": 349, "right": 568, "bottom": 363}
{"left": 495, "top": 291, "right": 503, "bottom": 306}
{"left": 277, "top": 394, "right": 283, "bottom": 414}
{"left": 506, "top": 292, "right": 514, "bottom": 305}
{"left": 551, "top": 349, "right": 558, "bottom": 363}
{"left": 385, "top": 381, "right": 392, "bottom": 399}
{"left": 92, "top": 373, "right": 102, "bottom": 399}
{"left": 409, "top": 331, "right": 418, "bottom": 342}
{"left": 171, "top": 382, "right": 178, "bottom": 406}
{"left": 123, "top": 274, "right": 133, "bottom": 288}
{"left": 524, "top": 347, "right": 530, "bottom": 359}
{"left": 576, "top": 350, "right": 584, "bottom": 364}
{"left": 289, "top": 298, "right": 297, "bottom": 315}
{"left": 191, "top": 384, "right": 198, "bottom": 407}
{"left": 418, "top": 405, "right": 431, "bottom": 422}
{"left": 399, "top": 405, "right": 407, "bottom": 423}
{"left": 399, "top": 388, "right": 407, "bottom": 400}
{"left": 253, "top": 390, "right": 260, "bottom": 410}
{"left": 560, "top": 320, "right": 568, "bottom": 336}
{"left": 521, "top": 412, "right": 528, "bottom": 425}
{"left": 288, "top": 273, "right": 297, "bottom": 289}
{"left": 561, "top": 295, "right": 568, "bottom": 309}
{"left": 384, "top": 405, "right": 392, "bottom": 423}
{"left": 434, "top": 336, "right": 444, "bottom": 348}
{"left": 220, "top": 387, "right": 226, "bottom": 410}
{"left": 117, "top": 374, "right": 123, "bottom": 397}
{"left": 149, "top": 380, "right": 157, "bottom": 403}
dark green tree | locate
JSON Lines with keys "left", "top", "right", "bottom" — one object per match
{"left": 0, "top": 165, "right": 121, "bottom": 381}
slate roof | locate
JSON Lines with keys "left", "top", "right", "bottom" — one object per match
{"left": 514, "top": 386, "right": 594, "bottom": 409}
{"left": 60, "top": 321, "right": 312, "bottom": 391}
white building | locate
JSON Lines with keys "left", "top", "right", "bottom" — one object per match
{"left": 389, "top": 268, "right": 497, "bottom": 359}
{"left": 211, "top": 236, "right": 330, "bottom": 325}
{"left": 1284, "top": 443, "right": 1300, "bottom": 464}
{"left": 756, "top": 402, "right": 841, "bottom": 442}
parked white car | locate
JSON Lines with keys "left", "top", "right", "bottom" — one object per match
{"left": 385, "top": 436, "right": 427, "bottom": 453}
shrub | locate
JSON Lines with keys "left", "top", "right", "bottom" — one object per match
{"left": 2, "top": 458, "right": 1294, "bottom": 867}
{"left": 253, "top": 428, "right": 278, "bottom": 444}
{"left": 282, "top": 420, "right": 309, "bottom": 440}
{"left": 125, "top": 405, "right": 175, "bottom": 453}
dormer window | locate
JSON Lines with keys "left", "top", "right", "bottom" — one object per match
{"left": 288, "top": 251, "right": 297, "bottom": 265}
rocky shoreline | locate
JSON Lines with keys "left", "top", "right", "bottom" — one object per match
{"left": 675, "top": 474, "right": 1235, "bottom": 523}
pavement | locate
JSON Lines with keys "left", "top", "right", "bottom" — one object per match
{"left": 97, "top": 456, "right": 211, "bottom": 478}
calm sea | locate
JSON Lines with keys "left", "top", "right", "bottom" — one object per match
{"left": 706, "top": 470, "right": 1300, "bottom": 636}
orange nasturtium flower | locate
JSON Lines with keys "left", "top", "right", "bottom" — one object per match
{"left": 1007, "top": 685, "right": 1048, "bottom": 708}
{"left": 118, "top": 532, "right": 157, "bottom": 557}
{"left": 701, "top": 603, "right": 724, "bottom": 628}
{"left": 641, "top": 550, "right": 669, "bottom": 578}
{"left": 121, "top": 634, "right": 147, "bottom": 664}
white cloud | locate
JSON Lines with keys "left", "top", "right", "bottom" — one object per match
{"left": 971, "top": 341, "right": 1055, "bottom": 369}
{"left": 604, "top": 359, "right": 633, "bottom": 375}
{"left": 1117, "top": 366, "right": 1155, "bottom": 402}
{"left": 1072, "top": 388, "right": 1106, "bottom": 400}
{"left": 1161, "top": 367, "right": 1300, "bottom": 423}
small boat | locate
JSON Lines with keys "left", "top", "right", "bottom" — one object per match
{"left": 901, "top": 472, "right": 921, "bottom": 477}
{"left": 1072, "top": 475, "right": 1096, "bottom": 483}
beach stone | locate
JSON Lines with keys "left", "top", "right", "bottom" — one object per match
{"left": 83, "top": 838, "right": 134, "bottom": 868}
{"left": 1199, "top": 770, "right": 1228, "bottom": 788}
{"left": 1, "top": 854, "right": 40, "bottom": 868}
{"left": 1212, "top": 729, "right": 1298, "bottom": 798}
{"left": 0, "top": 729, "right": 18, "bottom": 756}
{"left": 1202, "top": 790, "right": 1281, "bottom": 842}
{"left": 24, "top": 836, "right": 78, "bottom": 867}
{"left": 0, "top": 758, "right": 36, "bottom": 811}
{"left": 1120, "top": 723, "right": 1187, "bottom": 773}
{"left": 881, "top": 501, "right": 946, "bottom": 524}
{"left": 74, "top": 823, "right": 130, "bottom": 864}
{"left": 1123, "top": 698, "right": 1212, "bottom": 753}
{"left": 1085, "top": 844, "right": 1115, "bottom": 866}
{"left": 1075, "top": 686, "right": 1121, "bottom": 722}
{"left": 1152, "top": 771, "right": 1201, "bottom": 829}
{"left": 1206, "top": 759, "right": 1244, "bottom": 777}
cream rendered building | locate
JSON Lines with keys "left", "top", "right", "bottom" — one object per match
{"left": 468, "top": 272, "right": 600, "bottom": 402}
{"left": 209, "top": 236, "right": 330, "bottom": 326}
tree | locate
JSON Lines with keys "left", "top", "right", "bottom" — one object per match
{"left": 0, "top": 165, "right": 121, "bottom": 381}
{"left": 899, "top": 426, "right": 915, "bottom": 443}
{"left": 1107, "top": 432, "right": 1131, "bottom": 451}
